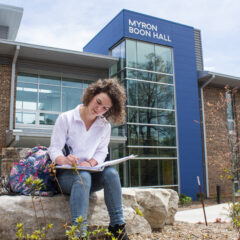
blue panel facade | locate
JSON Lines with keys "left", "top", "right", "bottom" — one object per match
{"left": 123, "top": 10, "right": 174, "bottom": 47}
{"left": 84, "top": 9, "right": 203, "bottom": 199}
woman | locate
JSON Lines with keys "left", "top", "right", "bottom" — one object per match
{"left": 48, "top": 78, "right": 129, "bottom": 239}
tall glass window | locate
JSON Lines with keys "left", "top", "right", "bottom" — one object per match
{"left": 226, "top": 92, "right": 235, "bottom": 131}
{"left": 110, "top": 39, "right": 178, "bottom": 190}
{"left": 136, "top": 41, "right": 155, "bottom": 71}
{"left": 225, "top": 91, "right": 240, "bottom": 195}
{"left": 111, "top": 41, "right": 125, "bottom": 76}
{"left": 155, "top": 45, "right": 173, "bottom": 74}
{"left": 16, "top": 73, "right": 90, "bottom": 126}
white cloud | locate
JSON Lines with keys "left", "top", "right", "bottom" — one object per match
{"left": 204, "top": 66, "right": 216, "bottom": 72}
{"left": 17, "top": 23, "right": 96, "bottom": 51}
{"left": 0, "top": 0, "right": 239, "bottom": 76}
{"left": 204, "top": 57, "right": 213, "bottom": 63}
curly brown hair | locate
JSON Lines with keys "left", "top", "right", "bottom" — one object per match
{"left": 82, "top": 78, "right": 126, "bottom": 125}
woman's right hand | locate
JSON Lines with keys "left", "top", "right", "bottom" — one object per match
{"left": 55, "top": 154, "right": 78, "bottom": 166}
{"left": 65, "top": 154, "right": 78, "bottom": 166}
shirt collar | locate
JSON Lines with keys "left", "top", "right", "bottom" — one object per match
{"left": 73, "top": 104, "right": 82, "bottom": 121}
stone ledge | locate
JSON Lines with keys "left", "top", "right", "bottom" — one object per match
{"left": 0, "top": 188, "right": 178, "bottom": 239}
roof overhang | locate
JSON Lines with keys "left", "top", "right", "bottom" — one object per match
{"left": 6, "top": 128, "right": 126, "bottom": 148}
{"left": 0, "top": 39, "right": 118, "bottom": 69}
{"left": 198, "top": 70, "right": 240, "bottom": 88}
{"left": 0, "top": 3, "right": 23, "bottom": 40}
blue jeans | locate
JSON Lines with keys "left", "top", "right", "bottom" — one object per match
{"left": 57, "top": 167, "right": 125, "bottom": 234}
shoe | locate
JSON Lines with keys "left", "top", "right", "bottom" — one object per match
{"left": 108, "top": 223, "right": 129, "bottom": 240}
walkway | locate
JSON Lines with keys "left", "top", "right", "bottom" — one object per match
{"left": 175, "top": 203, "right": 232, "bottom": 223}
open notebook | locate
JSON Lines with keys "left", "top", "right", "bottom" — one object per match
{"left": 55, "top": 154, "right": 137, "bottom": 172}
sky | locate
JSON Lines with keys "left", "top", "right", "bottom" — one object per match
{"left": 0, "top": 0, "right": 239, "bottom": 77}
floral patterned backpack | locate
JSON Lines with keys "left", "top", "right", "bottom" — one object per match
{"left": 8, "top": 146, "right": 57, "bottom": 196}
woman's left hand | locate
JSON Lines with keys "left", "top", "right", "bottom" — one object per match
{"left": 78, "top": 161, "right": 91, "bottom": 167}
{"left": 78, "top": 158, "right": 98, "bottom": 167}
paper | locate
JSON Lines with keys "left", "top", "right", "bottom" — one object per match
{"left": 55, "top": 154, "right": 137, "bottom": 172}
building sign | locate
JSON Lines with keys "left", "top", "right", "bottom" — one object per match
{"left": 128, "top": 18, "right": 172, "bottom": 42}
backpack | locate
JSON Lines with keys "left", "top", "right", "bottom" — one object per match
{"left": 9, "top": 146, "right": 57, "bottom": 196}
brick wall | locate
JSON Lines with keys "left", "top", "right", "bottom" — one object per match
{"left": 0, "top": 64, "right": 12, "bottom": 150}
{"left": 1, "top": 147, "right": 30, "bottom": 177}
{"left": 203, "top": 86, "right": 233, "bottom": 198}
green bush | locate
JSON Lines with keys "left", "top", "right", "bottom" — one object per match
{"left": 228, "top": 202, "right": 240, "bottom": 234}
{"left": 196, "top": 192, "right": 205, "bottom": 201}
{"left": 179, "top": 193, "right": 192, "bottom": 206}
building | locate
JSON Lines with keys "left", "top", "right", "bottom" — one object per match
{"left": 0, "top": 3, "right": 239, "bottom": 199}
{"left": 84, "top": 10, "right": 204, "bottom": 197}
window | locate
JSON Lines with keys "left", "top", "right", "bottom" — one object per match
{"left": 126, "top": 40, "right": 137, "bottom": 68}
{"left": 129, "top": 159, "right": 177, "bottom": 187}
{"left": 226, "top": 92, "right": 235, "bottom": 131}
{"left": 126, "top": 39, "right": 173, "bottom": 74}
{"left": 111, "top": 40, "right": 125, "bottom": 72}
{"left": 128, "top": 107, "right": 175, "bottom": 125}
{"left": 39, "top": 84, "right": 61, "bottom": 112}
{"left": 136, "top": 41, "right": 155, "bottom": 71}
{"left": 126, "top": 68, "right": 173, "bottom": 84}
{"left": 225, "top": 91, "right": 240, "bottom": 196}
{"left": 128, "top": 147, "right": 176, "bottom": 158}
{"left": 16, "top": 73, "right": 91, "bottom": 126}
{"left": 126, "top": 80, "right": 175, "bottom": 109}
{"left": 155, "top": 45, "right": 173, "bottom": 74}
{"left": 128, "top": 124, "right": 176, "bottom": 147}
{"left": 16, "top": 82, "right": 37, "bottom": 111}
{"left": 110, "top": 39, "right": 178, "bottom": 190}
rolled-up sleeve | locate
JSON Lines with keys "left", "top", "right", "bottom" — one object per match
{"left": 48, "top": 114, "right": 68, "bottom": 162}
{"left": 92, "top": 123, "right": 111, "bottom": 164}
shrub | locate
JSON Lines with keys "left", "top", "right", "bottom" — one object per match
{"left": 179, "top": 193, "right": 192, "bottom": 206}
{"left": 228, "top": 202, "right": 240, "bottom": 235}
{"left": 196, "top": 192, "right": 205, "bottom": 201}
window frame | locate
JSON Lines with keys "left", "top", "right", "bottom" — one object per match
{"left": 16, "top": 72, "right": 90, "bottom": 128}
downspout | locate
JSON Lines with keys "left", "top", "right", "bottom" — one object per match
{"left": 200, "top": 74, "right": 215, "bottom": 198}
{"left": 9, "top": 45, "right": 20, "bottom": 130}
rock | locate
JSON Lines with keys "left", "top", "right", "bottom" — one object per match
{"left": 166, "top": 189, "right": 179, "bottom": 225}
{"left": 87, "top": 189, "right": 152, "bottom": 236}
{"left": 134, "top": 188, "right": 178, "bottom": 229}
{"left": 0, "top": 188, "right": 178, "bottom": 239}
{"left": 0, "top": 195, "right": 68, "bottom": 240}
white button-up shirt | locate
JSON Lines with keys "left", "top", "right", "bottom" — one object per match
{"left": 48, "top": 104, "right": 111, "bottom": 164}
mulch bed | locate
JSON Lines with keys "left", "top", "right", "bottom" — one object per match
{"left": 130, "top": 199, "right": 239, "bottom": 240}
